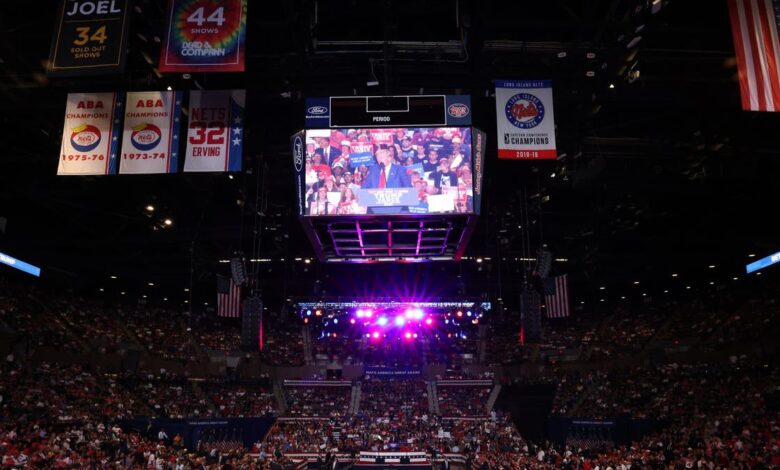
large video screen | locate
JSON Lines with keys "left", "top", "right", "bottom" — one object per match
{"left": 300, "top": 127, "right": 474, "bottom": 216}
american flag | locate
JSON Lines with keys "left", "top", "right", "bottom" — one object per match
{"left": 728, "top": 0, "right": 780, "bottom": 111}
{"left": 217, "top": 275, "right": 242, "bottom": 318}
{"left": 544, "top": 274, "right": 570, "bottom": 318}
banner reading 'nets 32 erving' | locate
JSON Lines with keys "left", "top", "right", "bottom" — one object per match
{"left": 120, "top": 91, "right": 183, "bottom": 174}
{"left": 184, "top": 90, "right": 245, "bottom": 173}
{"left": 58, "top": 93, "right": 123, "bottom": 175}
{"left": 495, "top": 80, "right": 557, "bottom": 160}
{"left": 159, "top": 0, "right": 247, "bottom": 73}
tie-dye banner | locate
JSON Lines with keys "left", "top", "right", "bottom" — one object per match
{"left": 159, "top": 0, "right": 247, "bottom": 73}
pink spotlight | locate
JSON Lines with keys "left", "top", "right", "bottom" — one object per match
{"left": 372, "top": 331, "right": 380, "bottom": 339}
{"left": 425, "top": 317, "right": 433, "bottom": 326}
{"left": 356, "top": 309, "right": 364, "bottom": 318}
{"left": 456, "top": 310, "right": 463, "bottom": 317}
{"left": 394, "top": 316, "right": 406, "bottom": 327}
{"left": 365, "top": 333, "right": 370, "bottom": 338}
{"left": 413, "top": 333, "right": 418, "bottom": 338}
{"left": 404, "top": 332, "right": 412, "bottom": 339}
{"left": 350, "top": 318, "right": 356, "bottom": 325}
{"left": 404, "top": 309, "right": 414, "bottom": 318}
{"left": 365, "top": 309, "right": 373, "bottom": 318}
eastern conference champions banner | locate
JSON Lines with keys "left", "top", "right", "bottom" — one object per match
{"left": 48, "top": 0, "right": 130, "bottom": 76}
{"left": 184, "top": 90, "right": 245, "bottom": 172}
{"left": 58, "top": 92, "right": 123, "bottom": 175}
{"left": 495, "top": 80, "right": 557, "bottom": 160}
{"left": 160, "top": 0, "right": 248, "bottom": 72}
{"left": 120, "top": 91, "right": 184, "bottom": 174}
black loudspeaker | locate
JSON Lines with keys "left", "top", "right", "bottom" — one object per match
{"left": 520, "top": 289, "right": 542, "bottom": 343}
{"left": 241, "top": 296, "right": 263, "bottom": 351}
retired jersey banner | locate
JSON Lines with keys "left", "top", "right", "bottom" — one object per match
{"left": 159, "top": 0, "right": 248, "bottom": 73}
{"left": 495, "top": 80, "right": 557, "bottom": 160}
{"left": 48, "top": 0, "right": 130, "bottom": 76}
{"left": 184, "top": 90, "right": 245, "bottom": 172}
{"left": 119, "top": 91, "right": 183, "bottom": 174}
{"left": 58, "top": 92, "right": 123, "bottom": 175}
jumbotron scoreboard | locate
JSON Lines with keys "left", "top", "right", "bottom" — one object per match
{"left": 292, "top": 95, "right": 485, "bottom": 263}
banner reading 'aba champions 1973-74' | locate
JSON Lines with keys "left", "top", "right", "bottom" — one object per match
{"left": 119, "top": 91, "right": 183, "bottom": 174}
{"left": 184, "top": 90, "right": 245, "bottom": 173}
{"left": 495, "top": 80, "right": 557, "bottom": 160}
{"left": 159, "top": 0, "right": 247, "bottom": 73}
{"left": 48, "top": 0, "right": 130, "bottom": 76}
{"left": 58, "top": 93, "right": 123, "bottom": 175}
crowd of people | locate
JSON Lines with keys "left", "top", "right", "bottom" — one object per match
{"left": 3, "top": 280, "right": 780, "bottom": 468}
{"left": 436, "top": 384, "right": 492, "bottom": 417}
{"left": 303, "top": 128, "right": 474, "bottom": 215}
{"left": 360, "top": 378, "right": 429, "bottom": 419}
{"left": 283, "top": 384, "right": 351, "bottom": 418}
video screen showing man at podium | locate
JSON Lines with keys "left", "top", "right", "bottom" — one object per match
{"left": 302, "top": 127, "right": 473, "bottom": 216}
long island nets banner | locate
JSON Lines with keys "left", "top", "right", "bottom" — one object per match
{"left": 48, "top": 0, "right": 130, "bottom": 76}
{"left": 120, "top": 91, "right": 184, "bottom": 174}
{"left": 184, "top": 90, "right": 245, "bottom": 172}
{"left": 58, "top": 92, "right": 123, "bottom": 175}
{"left": 159, "top": 0, "right": 248, "bottom": 73}
{"left": 495, "top": 80, "right": 557, "bottom": 160}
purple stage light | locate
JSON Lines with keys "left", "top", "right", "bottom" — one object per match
{"left": 404, "top": 309, "right": 413, "bottom": 319}
{"left": 365, "top": 333, "right": 370, "bottom": 338}
{"left": 372, "top": 331, "right": 380, "bottom": 339}
{"left": 350, "top": 318, "right": 356, "bottom": 325}
{"left": 425, "top": 317, "right": 433, "bottom": 326}
{"left": 404, "top": 331, "right": 412, "bottom": 340}
{"left": 377, "top": 316, "right": 388, "bottom": 326}
{"left": 356, "top": 309, "right": 364, "bottom": 318}
{"left": 365, "top": 309, "right": 373, "bottom": 318}
{"left": 394, "top": 316, "right": 406, "bottom": 327}
{"left": 413, "top": 333, "right": 418, "bottom": 338}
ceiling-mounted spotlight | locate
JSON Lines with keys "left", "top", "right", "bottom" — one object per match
{"left": 366, "top": 81, "right": 379, "bottom": 87}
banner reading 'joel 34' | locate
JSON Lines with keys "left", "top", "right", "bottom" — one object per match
{"left": 48, "top": 0, "right": 130, "bottom": 76}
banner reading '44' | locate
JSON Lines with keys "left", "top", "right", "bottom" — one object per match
{"left": 184, "top": 90, "right": 245, "bottom": 173}
{"left": 159, "top": 0, "right": 247, "bottom": 73}
{"left": 120, "top": 91, "right": 183, "bottom": 174}
{"left": 58, "top": 92, "right": 123, "bottom": 175}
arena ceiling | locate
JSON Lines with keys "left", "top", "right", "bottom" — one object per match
{"left": 1, "top": 0, "right": 778, "bottom": 307}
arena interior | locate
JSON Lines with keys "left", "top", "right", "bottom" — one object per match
{"left": 1, "top": 1, "right": 780, "bottom": 469}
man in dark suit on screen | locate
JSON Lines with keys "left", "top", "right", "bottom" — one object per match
{"left": 362, "top": 148, "right": 412, "bottom": 189}
{"left": 313, "top": 136, "right": 341, "bottom": 166}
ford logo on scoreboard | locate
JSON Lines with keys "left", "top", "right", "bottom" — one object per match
{"left": 293, "top": 135, "right": 304, "bottom": 173}
{"left": 307, "top": 105, "right": 328, "bottom": 115}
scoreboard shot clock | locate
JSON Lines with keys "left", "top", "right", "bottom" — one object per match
{"left": 293, "top": 95, "right": 485, "bottom": 263}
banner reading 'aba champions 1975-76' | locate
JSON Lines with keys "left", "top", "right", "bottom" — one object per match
{"left": 119, "top": 91, "right": 183, "bottom": 174}
{"left": 58, "top": 93, "right": 123, "bottom": 176}
{"left": 48, "top": 0, "right": 130, "bottom": 76}
{"left": 495, "top": 80, "right": 557, "bottom": 160}
{"left": 184, "top": 90, "right": 245, "bottom": 173}
{"left": 159, "top": 0, "right": 247, "bottom": 73}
